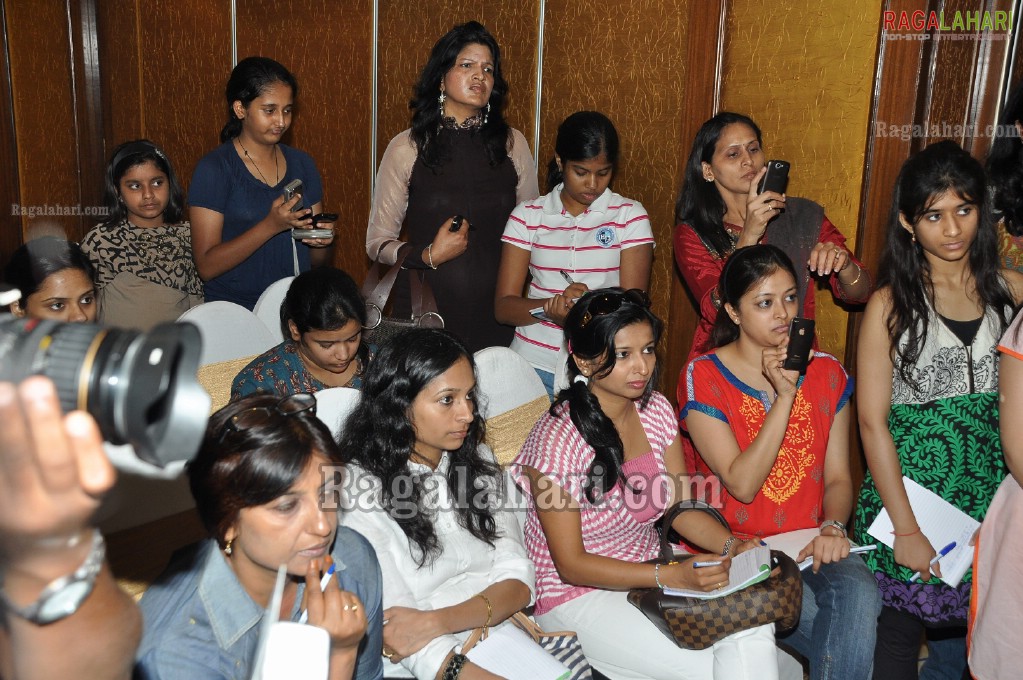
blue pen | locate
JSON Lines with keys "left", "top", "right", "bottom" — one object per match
{"left": 693, "top": 560, "right": 723, "bottom": 568}
{"left": 906, "top": 541, "right": 956, "bottom": 584}
{"left": 298, "top": 562, "right": 336, "bottom": 623}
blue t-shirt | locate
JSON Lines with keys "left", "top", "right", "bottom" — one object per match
{"left": 135, "top": 530, "right": 383, "bottom": 680}
{"left": 189, "top": 142, "right": 324, "bottom": 309}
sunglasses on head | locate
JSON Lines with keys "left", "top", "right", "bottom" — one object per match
{"left": 216, "top": 393, "right": 317, "bottom": 443}
{"left": 579, "top": 289, "right": 651, "bottom": 328}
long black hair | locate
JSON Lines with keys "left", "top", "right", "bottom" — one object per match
{"left": 339, "top": 328, "right": 500, "bottom": 566}
{"left": 188, "top": 394, "right": 340, "bottom": 550}
{"left": 281, "top": 267, "right": 369, "bottom": 366}
{"left": 675, "top": 112, "right": 763, "bottom": 258}
{"left": 546, "top": 111, "right": 619, "bottom": 192}
{"left": 102, "top": 139, "right": 185, "bottom": 226}
{"left": 710, "top": 245, "right": 798, "bottom": 348}
{"left": 555, "top": 288, "right": 663, "bottom": 502}
{"left": 220, "top": 57, "right": 299, "bottom": 143}
{"left": 882, "top": 140, "right": 1014, "bottom": 384}
{"left": 3, "top": 237, "right": 95, "bottom": 309}
{"left": 409, "top": 21, "right": 510, "bottom": 169}
{"left": 986, "top": 81, "right": 1023, "bottom": 236}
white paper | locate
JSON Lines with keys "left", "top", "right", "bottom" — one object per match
{"left": 866, "top": 476, "right": 980, "bottom": 587}
{"left": 763, "top": 527, "right": 876, "bottom": 571}
{"left": 662, "top": 545, "right": 771, "bottom": 599}
{"left": 466, "top": 625, "right": 571, "bottom": 680}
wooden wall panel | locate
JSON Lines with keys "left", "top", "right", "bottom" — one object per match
{"left": 0, "top": 2, "right": 21, "bottom": 264}
{"left": 540, "top": 0, "right": 692, "bottom": 397}
{"left": 236, "top": 0, "right": 373, "bottom": 278}
{"left": 5, "top": 0, "right": 83, "bottom": 241}
{"left": 719, "top": 0, "right": 883, "bottom": 359}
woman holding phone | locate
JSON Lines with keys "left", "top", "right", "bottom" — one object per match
{"left": 680, "top": 245, "right": 879, "bottom": 680}
{"left": 190, "top": 56, "right": 334, "bottom": 309}
{"left": 366, "top": 21, "right": 538, "bottom": 352}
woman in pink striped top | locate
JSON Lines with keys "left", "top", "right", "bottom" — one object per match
{"left": 511, "top": 288, "right": 777, "bottom": 680}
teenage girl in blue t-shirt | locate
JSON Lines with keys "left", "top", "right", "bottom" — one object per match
{"left": 189, "top": 57, "right": 334, "bottom": 309}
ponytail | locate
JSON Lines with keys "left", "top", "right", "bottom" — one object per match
{"left": 553, "top": 376, "right": 624, "bottom": 503}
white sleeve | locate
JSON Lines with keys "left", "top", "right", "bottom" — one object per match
{"left": 366, "top": 130, "right": 417, "bottom": 265}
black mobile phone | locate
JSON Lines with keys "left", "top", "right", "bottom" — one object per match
{"left": 757, "top": 160, "right": 790, "bottom": 195}
{"left": 282, "top": 179, "right": 304, "bottom": 212}
{"left": 782, "top": 317, "right": 815, "bottom": 372}
{"left": 449, "top": 214, "right": 465, "bottom": 232}
{"left": 310, "top": 212, "right": 338, "bottom": 225}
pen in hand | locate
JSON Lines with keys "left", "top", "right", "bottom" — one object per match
{"left": 298, "top": 562, "right": 336, "bottom": 624}
{"left": 906, "top": 541, "right": 956, "bottom": 584}
{"left": 560, "top": 270, "right": 575, "bottom": 285}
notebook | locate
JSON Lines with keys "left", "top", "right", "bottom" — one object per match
{"left": 661, "top": 545, "right": 771, "bottom": 599}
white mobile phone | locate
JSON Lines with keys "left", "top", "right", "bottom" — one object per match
{"left": 291, "top": 228, "right": 333, "bottom": 240}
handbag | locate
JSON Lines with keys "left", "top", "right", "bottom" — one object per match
{"left": 460, "top": 611, "right": 593, "bottom": 680}
{"left": 627, "top": 500, "right": 803, "bottom": 651}
{"left": 361, "top": 246, "right": 444, "bottom": 345}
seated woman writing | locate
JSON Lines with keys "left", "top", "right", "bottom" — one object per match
{"left": 135, "top": 394, "right": 384, "bottom": 680}
{"left": 232, "top": 267, "right": 372, "bottom": 398}
{"left": 680, "top": 245, "right": 880, "bottom": 680}
{"left": 511, "top": 288, "right": 777, "bottom": 680}
{"left": 339, "top": 329, "right": 562, "bottom": 680}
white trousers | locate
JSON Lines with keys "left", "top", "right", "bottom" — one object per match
{"left": 536, "top": 589, "right": 779, "bottom": 680}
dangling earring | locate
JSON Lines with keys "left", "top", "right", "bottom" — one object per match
{"left": 224, "top": 538, "right": 233, "bottom": 556}
{"left": 911, "top": 232, "right": 916, "bottom": 243}
{"left": 483, "top": 102, "right": 491, "bottom": 125}
{"left": 438, "top": 91, "right": 446, "bottom": 117}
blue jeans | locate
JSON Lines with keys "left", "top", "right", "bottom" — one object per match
{"left": 534, "top": 368, "right": 556, "bottom": 400}
{"left": 778, "top": 554, "right": 881, "bottom": 680}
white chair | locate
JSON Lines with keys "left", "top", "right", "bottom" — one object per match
{"left": 253, "top": 276, "right": 294, "bottom": 343}
{"left": 314, "top": 386, "right": 362, "bottom": 438}
{"left": 473, "top": 347, "right": 549, "bottom": 467}
{"left": 177, "top": 301, "right": 277, "bottom": 366}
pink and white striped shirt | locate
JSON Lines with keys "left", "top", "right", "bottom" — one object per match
{"left": 510, "top": 392, "right": 677, "bottom": 615}
{"left": 500, "top": 186, "right": 654, "bottom": 372}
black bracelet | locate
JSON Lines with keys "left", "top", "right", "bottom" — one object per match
{"left": 443, "top": 653, "right": 468, "bottom": 680}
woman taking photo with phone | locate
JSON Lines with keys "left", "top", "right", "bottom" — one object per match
{"left": 136, "top": 393, "right": 383, "bottom": 680}
{"left": 366, "top": 21, "right": 538, "bottom": 352}
{"left": 495, "top": 111, "right": 654, "bottom": 396}
{"left": 512, "top": 288, "right": 777, "bottom": 680}
{"left": 190, "top": 56, "right": 334, "bottom": 310}
{"left": 680, "top": 245, "right": 879, "bottom": 680}
{"left": 340, "top": 329, "right": 553, "bottom": 680}
{"left": 853, "top": 141, "right": 1023, "bottom": 678}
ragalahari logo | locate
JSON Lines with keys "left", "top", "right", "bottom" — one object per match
{"left": 883, "top": 10, "right": 1012, "bottom": 33}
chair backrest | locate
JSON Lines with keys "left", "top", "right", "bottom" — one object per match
{"left": 177, "top": 301, "right": 277, "bottom": 366}
{"left": 473, "top": 347, "right": 550, "bottom": 466}
{"left": 253, "top": 276, "right": 294, "bottom": 343}
{"left": 314, "top": 386, "right": 362, "bottom": 438}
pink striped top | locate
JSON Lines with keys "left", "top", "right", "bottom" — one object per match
{"left": 510, "top": 392, "right": 676, "bottom": 615}
{"left": 501, "top": 186, "right": 654, "bottom": 372}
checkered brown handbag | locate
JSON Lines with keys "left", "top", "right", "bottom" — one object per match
{"left": 627, "top": 500, "right": 803, "bottom": 650}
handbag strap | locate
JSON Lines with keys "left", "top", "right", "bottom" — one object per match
{"left": 658, "top": 500, "right": 730, "bottom": 562}
{"left": 362, "top": 246, "right": 444, "bottom": 329}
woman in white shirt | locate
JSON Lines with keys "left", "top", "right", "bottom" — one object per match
{"left": 339, "top": 328, "right": 538, "bottom": 680}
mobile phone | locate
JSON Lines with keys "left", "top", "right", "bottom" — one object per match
{"left": 291, "top": 228, "right": 334, "bottom": 240}
{"left": 283, "top": 179, "right": 304, "bottom": 212}
{"left": 782, "top": 317, "right": 815, "bottom": 372}
{"left": 449, "top": 215, "right": 465, "bottom": 232}
{"left": 757, "top": 160, "right": 790, "bottom": 195}
{"left": 310, "top": 212, "right": 338, "bottom": 225}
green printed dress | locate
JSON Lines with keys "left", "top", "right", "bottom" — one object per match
{"left": 853, "top": 305, "right": 1008, "bottom": 624}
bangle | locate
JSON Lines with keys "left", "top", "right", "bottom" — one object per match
{"left": 475, "top": 592, "right": 493, "bottom": 638}
{"left": 426, "top": 244, "right": 437, "bottom": 270}
{"left": 840, "top": 260, "right": 862, "bottom": 287}
{"left": 721, "top": 536, "right": 738, "bottom": 556}
{"left": 892, "top": 526, "right": 921, "bottom": 537}
{"left": 654, "top": 563, "right": 665, "bottom": 589}
{"left": 443, "top": 653, "right": 468, "bottom": 680}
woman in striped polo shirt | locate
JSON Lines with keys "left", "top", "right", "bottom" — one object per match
{"left": 495, "top": 112, "right": 654, "bottom": 398}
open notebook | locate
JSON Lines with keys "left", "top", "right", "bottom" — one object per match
{"left": 662, "top": 546, "right": 771, "bottom": 599}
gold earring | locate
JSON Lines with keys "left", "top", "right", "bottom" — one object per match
{"left": 224, "top": 538, "right": 233, "bottom": 556}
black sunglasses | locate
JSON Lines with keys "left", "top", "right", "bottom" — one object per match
{"left": 579, "top": 289, "right": 651, "bottom": 328}
{"left": 217, "top": 393, "right": 317, "bottom": 443}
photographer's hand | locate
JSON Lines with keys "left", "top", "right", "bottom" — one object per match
{"left": 0, "top": 377, "right": 140, "bottom": 680}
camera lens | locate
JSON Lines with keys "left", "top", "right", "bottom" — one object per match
{"left": 0, "top": 317, "right": 210, "bottom": 467}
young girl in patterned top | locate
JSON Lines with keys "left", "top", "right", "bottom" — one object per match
{"left": 512, "top": 288, "right": 777, "bottom": 680}
{"left": 81, "top": 139, "right": 203, "bottom": 329}
{"left": 854, "top": 141, "right": 1023, "bottom": 679}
